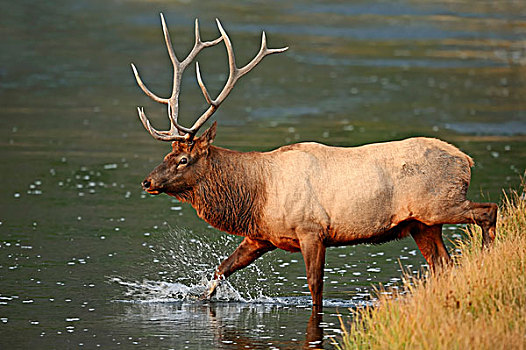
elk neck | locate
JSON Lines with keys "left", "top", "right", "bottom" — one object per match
{"left": 177, "top": 146, "right": 268, "bottom": 238}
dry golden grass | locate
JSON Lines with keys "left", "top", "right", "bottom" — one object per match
{"left": 338, "top": 185, "right": 526, "bottom": 350}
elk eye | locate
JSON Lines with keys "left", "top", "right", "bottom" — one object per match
{"left": 179, "top": 157, "right": 188, "bottom": 165}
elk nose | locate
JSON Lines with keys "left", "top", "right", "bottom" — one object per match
{"left": 142, "top": 179, "right": 151, "bottom": 189}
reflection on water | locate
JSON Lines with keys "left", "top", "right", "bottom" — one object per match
{"left": 111, "top": 301, "right": 336, "bottom": 349}
{"left": 1, "top": 0, "right": 525, "bottom": 348}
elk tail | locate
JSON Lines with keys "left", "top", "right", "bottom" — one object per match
{"left": 466, "top": 154, "right": 475, "bottom": 168}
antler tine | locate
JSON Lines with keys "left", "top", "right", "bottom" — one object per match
{"left": 238, "top": 31, "right": 289, "bottom": 76}
{"left": 180, "top": 19, "right": 223, "bottom": 70}
{"left": 185, "top": 19, "right": 288, "bottom": 135}
{"left": 131, "top": 63, "right": 169, "bottom": 104}
{"left": 160, "top": 13, "right": 185, "bottom": 136}
{"left": 214, "top": 19, "right": 288, "bottom": 103}
{"left": 160, "top": 13, "right": 180, "bottom": 71}
{"left": 137, "top": 107, "right": 186, "bottom": 141}
{"left": 196, "top": 62, "right": 213, "bottom": 105}
{"left": 216, "top": 19, "right": 237, "bottom": 85}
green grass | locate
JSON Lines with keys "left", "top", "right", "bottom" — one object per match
{"left": 338, "top": 183, "right": 526, "bottom": 350}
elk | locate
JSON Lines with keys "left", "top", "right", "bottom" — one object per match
{"left": 131, "top": 14, "right": 498, "bottom": 309}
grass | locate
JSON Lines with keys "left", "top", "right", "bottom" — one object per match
{"left": 338, "top": 184, "right": 526, "bottom": 350}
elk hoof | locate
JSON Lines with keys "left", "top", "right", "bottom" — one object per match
{"left": 200, "top": 279, "right": 220, "bottom": 300}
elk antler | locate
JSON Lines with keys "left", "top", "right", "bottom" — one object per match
{"left": 131, "top": 14, "right": 288, "bottom": 142}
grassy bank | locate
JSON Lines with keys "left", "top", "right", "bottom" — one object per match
{"left": 338, "top": 186, "right": 526, "bottom": 350}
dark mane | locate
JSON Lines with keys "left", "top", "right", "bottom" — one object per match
{"left": 184, "top": 146, "right": 267, "bottom": 237}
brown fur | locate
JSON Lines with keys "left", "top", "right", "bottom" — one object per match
{"left": 185, "top": 147, "right": 268, "bottom": 237}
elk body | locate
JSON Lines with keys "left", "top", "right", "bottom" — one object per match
{"left": 132, "top": 15, "right": 498, "bottom": 309}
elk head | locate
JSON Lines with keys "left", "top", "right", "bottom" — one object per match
{"left": 131, "top": 14, "right": 287, "bottom": 196}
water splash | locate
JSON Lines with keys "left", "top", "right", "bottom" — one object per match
{"left": 112, "top": 226, "right": 277, "bottom": 303}
{"left": 111, "top": 277, "right": 247, "bottom": 303}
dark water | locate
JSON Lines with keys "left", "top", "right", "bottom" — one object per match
{"left": 1, "top": 0, "right": 525, "bottom": 348}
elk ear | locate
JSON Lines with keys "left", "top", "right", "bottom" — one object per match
{"left": 198, "top": 121, "right": 217, "bottom": 147}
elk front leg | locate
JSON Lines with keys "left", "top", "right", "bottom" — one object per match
{"left": 202, "top": 237, "right": 275, "bottom": 299}
{"left": 299, "top": 235, "right": 326, "bottom": 310}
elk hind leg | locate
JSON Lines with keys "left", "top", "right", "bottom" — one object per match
{"left": 440, "top": 201, "right": 498, "bottom": 250}
{"left": 410, "top": 223, "right": 451, "bottom": 272}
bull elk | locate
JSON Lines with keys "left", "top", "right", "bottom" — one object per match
{"left": 131, "top": 14, "right": 498, "bottom": 309}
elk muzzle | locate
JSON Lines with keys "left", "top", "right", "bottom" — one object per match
{"left": 141, "top": 177, "right": 161, "bottom": 195}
